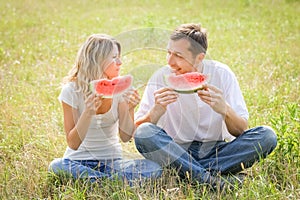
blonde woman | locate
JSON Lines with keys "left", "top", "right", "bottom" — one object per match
{"left": 49, "top": 34, "right": 162, "bottom": 185}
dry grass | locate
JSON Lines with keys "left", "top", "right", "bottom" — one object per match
{"left": 0, "top": 0, "right": 299, "bottom": 199}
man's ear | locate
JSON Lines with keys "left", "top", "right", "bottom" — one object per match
{"left": 196, "top": 52, "right": 205, "bottom": 62}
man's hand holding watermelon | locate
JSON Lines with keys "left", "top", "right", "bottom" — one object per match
{"left": 136, "top": 33, "right": 247, "bottom": 136}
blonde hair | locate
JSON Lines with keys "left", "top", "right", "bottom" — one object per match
{"left": 63, "top": 34, "right": 121, "bottom": 98}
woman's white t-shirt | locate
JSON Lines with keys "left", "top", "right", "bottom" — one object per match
{"left": 58, "top": 82, "right": 122, "bottom": 160}
{"left": 135, "top": 60, "right": 249, "bottom": 144}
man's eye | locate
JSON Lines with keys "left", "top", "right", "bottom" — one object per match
{"left": 175, "top": 54, "right": 183, "bottom": 58}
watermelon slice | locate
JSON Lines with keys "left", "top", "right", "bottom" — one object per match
{"left": 165, "top": 72, "right": 209, "bottom": 93}
{"left": 90, "top": 75, "right": 133, "bottom": 98}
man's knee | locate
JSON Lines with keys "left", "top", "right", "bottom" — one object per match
{"left": 134, "top": 122, "right": 159, "bottom": 141}
{"left": 134, "top": 122, "right": 165, "bottom": 153}
{"left": 261, "top": 125, "right": 277, "bottom": 150}
{"left": 250, "top": 125, "right": 277, "bottom": 155}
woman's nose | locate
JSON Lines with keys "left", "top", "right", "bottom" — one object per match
{"left": 115, "top": 57, "right": 122, "bottom": 65}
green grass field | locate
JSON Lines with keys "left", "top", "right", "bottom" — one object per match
{"left": 0, "top": 0, "right": 299, "bottom": 199}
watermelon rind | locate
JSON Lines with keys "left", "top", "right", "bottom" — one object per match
{"left": 164, "top": 72, "right": 208, "bottom": 94}
{"left": 89, "top": 75, "right": 133, "bottom": 98}
{"left": 89, "top": 82, "right": 96, "bottom": 94}
{"left": 174, "top": 86, "right": 205, "bottom": 94}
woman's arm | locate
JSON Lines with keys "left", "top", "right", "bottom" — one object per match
{"left": 62, "top": 94, "right": 101, "bottom": 150}
{"left": 118, "top": 89, "right": 140, "bottom": 142}
{"left": 118, "top": 101, "right": 135, "bottom": 142}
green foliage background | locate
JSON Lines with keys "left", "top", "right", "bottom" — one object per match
{"left": 0, "top": 0, "right": 299, "bottom": 199}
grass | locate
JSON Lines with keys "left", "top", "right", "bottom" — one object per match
{"left": 0, "top": 0, "right": 299, "bottom": 199}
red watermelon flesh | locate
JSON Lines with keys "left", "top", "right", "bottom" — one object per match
{"left": 90, "top": 75, "right": 133, "bottom": 98}
{"left": 165, "top": 72, "right": 209, "bottom": 93}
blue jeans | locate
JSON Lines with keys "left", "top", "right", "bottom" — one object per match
{"left": 134, "top": 123, "right": 277, "bottom": 182}
{"left": 48, "top": 158, "right": 162, "bottom": 185}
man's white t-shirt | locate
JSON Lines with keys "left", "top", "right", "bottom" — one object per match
{"left": 135, "top": 60, "right": 249, "bottom": 144}
{"left": 58, "top": 82, "right": 122, "bottom": 160}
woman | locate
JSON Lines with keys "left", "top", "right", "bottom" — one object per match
{"left": 49, "top": 34, "right": 162, "bottom": 185}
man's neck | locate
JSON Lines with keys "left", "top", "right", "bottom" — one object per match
{"left": 197, "top": 62, "right": 204, "bottom": 73}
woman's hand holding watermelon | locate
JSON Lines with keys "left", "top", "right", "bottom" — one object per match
{"left": 123, "top": 89, "right": 141, "bottom": 110}
{"left": 84, "top": 93, "right": 103, "bottom": 115}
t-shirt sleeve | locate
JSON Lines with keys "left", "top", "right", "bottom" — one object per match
{"left": 134, "top": 81, "right": 155, "bottom": 121}
{"left": 58, "top": 83, "right": 79, "bottom": 109}
{"left": 135, "top": 69, "right": 166, "bottom": 121}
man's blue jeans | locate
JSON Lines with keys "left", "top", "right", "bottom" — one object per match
{"left": 48, "top": 158, "right": 162, "bottom": 184}
{"left": 134, "top": 123, "right": 277, "bottom": 182}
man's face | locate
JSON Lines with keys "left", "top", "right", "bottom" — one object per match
{"left": 166, "top": 38, "right": 199, "bottom": 75}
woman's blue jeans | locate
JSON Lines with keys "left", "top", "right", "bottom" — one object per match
{"left": 134, "top": 123, "right": 277, "bottom": 182}
{"left": 48, "top": 157, "right": 162, "bottom": 185}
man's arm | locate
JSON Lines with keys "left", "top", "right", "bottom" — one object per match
{"left": 135, "top": 104, "right": 166, "bottom": 126}
{"left": 135, "top": 87, "right": 178, "bottom": 126}
{"left": 222, "top": 103, "right": 248, "bottom": 137}
{"left": 197, "top": 84, "right": 248, "bottom": 137}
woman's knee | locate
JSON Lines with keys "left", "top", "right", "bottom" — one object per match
{"left": 147, "top": 161, "right": 163, "bottom": 178}
{"left": 140, "top": 159, "right": 163, "bottom": 178}
{"left": 48, "top": 158, "right": 64, "bottom": 173}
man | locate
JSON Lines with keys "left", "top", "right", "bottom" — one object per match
{"left": 134, "top": 23, "right": 277, "bottom": 190}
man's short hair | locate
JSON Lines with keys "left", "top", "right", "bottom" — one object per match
{"left": 170, "top": 23, "right": 208, "bottom": 57}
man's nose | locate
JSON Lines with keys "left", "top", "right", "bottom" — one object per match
{"left": 167, "top": 53, "right": 175, "bottom": 66}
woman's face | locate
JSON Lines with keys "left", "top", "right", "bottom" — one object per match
{"left": 103, "top": 44, "right": 122, "bottom": 79}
